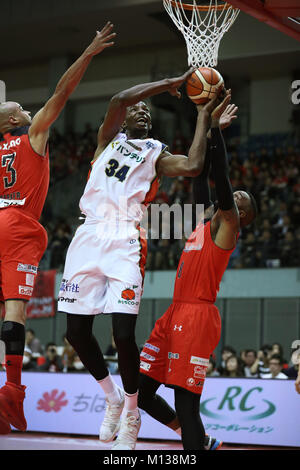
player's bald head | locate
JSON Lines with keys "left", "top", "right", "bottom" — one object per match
{"left": 0, "top": 101, "right": 18, "bottom": 120}
{"left": 0, "top": 101, "right": 31, "bottom": 132}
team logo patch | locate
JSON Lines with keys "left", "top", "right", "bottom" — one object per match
{"left": 140, "top": 361, "right": 151, "bottom": 371}
{"left": 168, "top": 352, "right": 179, "bottom": 359}
{"left": 121, "top": 289, "right": 135, "bottom": 300}
{"left": 17, "top": 263, "right": 38, "bottom": 274}
{"left": 19, "top": 285, "right": 33, "bottom": 296}
{"left": 190, "top": 356, "right": 209, "bottom": 366}
{"left": 186, "top": 378, "right": 195, "bottom": 387}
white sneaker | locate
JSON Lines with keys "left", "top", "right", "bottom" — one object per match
{"left": 99, "top": 387, "right": 125, "bottom": 443}
{"left": 111, "top": 411, "right": 141, "bottom": 450}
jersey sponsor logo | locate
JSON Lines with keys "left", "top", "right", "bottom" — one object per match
{"left": 193, "top": 365, "right": 207, "bottom": 379}
{"left": 126, "top": 140, "right": 142, "bottom": 152}
{"left": 173, "top": 324, "right": 183, "bottom": 332}
{"left": 26, "top": 274, "right": 35, "bottom": 287}
{"left": 145, "top": 141, "right": 156, "bottom": 150}
{"left": 0, "top": 198, "right": 25, "bottom": 208}
{"left": 59, "top": 279, "right": 80, "bottom": 293}
{"left": 118, "top": 299, "right": 139, "bottom": 306}
{"left": 121, "top": 288, "right": 135, "bottom": 301}
{"left": 0, "top": 138, "right": 21, "bottom": 150}
{"left": 168, "top": 352, "right": 179, "bottom": 359}
{"left": 190, "top": 356, "right": 209, "bottom": 366}
{"left": 140, "top": 360, "right": 151, "bottom": 371}
{"left": 111, "top": 142, "right": 146, "bottom": 164}
{"left": 140, "top": 351, "right": 155, "bottom": 361}
{"left": 186, "top": 377, "right": 195, "bottom": 387}
{"left": 19, "top": 285, "right": 33, "bottom": 296}
{"left": 0, "top": 192, "right": 21, "bottom": 200}
{"left": 144, "top": 343, "right": 160, "bottom": 353}
{"left": 58, "top": 297, "right": 77, "bottom": 303}
{"left": 17, "top": 263, "right": 38, "bottom": 274}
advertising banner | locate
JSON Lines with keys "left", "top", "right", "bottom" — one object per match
{"left": 26, "top": 270, "right": 56, "bottom": 318}
{"left": 0, "top": 372, "right": 299, "bottom": 447}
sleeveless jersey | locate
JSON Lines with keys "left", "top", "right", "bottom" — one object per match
{"left": 0, "top": 126, "right": 49, "bottom": 220}
{"left": 79, "top": 133, "right": 165, "bottom": 224}
{"left": 173, "top": 220, "right": 237, "bottom": 304}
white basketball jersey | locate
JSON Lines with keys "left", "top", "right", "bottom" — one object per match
{"left": 79, "top": 133, "right": 165, "bottom": 224}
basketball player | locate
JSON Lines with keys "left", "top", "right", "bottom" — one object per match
{"left": 138, "top": 90, "right": 258, "bottom": 450}
{"left": 0, "top": 23, "right": 116, "bottom": 435}
{"left": 59, "top": 74, "right": 226, "bottom": 450}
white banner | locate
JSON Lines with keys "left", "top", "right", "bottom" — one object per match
{"left": 1, "top": 372, "right": 299, "bottom": 447}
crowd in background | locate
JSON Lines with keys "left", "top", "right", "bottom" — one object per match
{"left": 2, "top": 329, "right": 296, "bottom": 380}
{"left": 39, "top": 124, "right": 300, "bottom": 272}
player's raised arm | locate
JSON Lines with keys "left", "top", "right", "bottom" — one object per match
{"left": 95, "top": 69, "right": 194, "bottom": 157}
{"left": 29, "top": 22, "right": 116, "bottom": 155}
{"left": 209, "top": 89, "right": 241, "bottom": 250}
{"left": 156, "top": 89, "right": 230, "bottom": 178}
{"left": 192, "top": 103, "right": 238, "bottom": 207}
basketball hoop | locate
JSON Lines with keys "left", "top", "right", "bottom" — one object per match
{"left": 163, "top": 0, "right": 240, "bottom": 67}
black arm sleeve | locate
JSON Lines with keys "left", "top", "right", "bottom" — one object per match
{"left": 192, "top": 140, "right": 212, "bottom": 209}
{"left": 210, "top": 127, "right": 234, "bottom": 211}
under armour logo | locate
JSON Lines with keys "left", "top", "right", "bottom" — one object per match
{"left": 174, "top": 324, "right": 183, "bottom": 331}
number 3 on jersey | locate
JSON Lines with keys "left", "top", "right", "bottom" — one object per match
{"left": 1, "top": 152, "right": 17, "bottom": 189}
{"left": 105, "top": 159, "right": 130, "bottom": 183}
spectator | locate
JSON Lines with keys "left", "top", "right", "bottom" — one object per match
{"left": 221, "top": 355, "right": 244, "bottom": 378}
{"left": 104, "top": 333, "right": 118, "bottom": 375}
{"left": 61, "top": 335, "right": 78, "bottom": 372}
{"left": 217, "top": 346, "right": 236, "bottom": 375}
{"left": 206, "top": 356, "right": 220, "bottom": 377}
{"left": 261, "top": 354, "right": 288, "bottom": 379}
{"left": 250, "top": 344, "right": 272, "bottom": 377}
{"left": 283, "top": 363, "right": 299, "bottom": 379}
{"left": 242, "top": 349, "right": 258, "bottom": 378}
{"left": 22, "top": 345, "right": 37, "bottom": 371}
{"left": 38, "top": 343, "right": 64, "bottom": 373}
{"left": 25, "top": 329, "right": 44, "bottom": 356}
{"left": 271, "top": 342, "right": 288, "bottom": 368}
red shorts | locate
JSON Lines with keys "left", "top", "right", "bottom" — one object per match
{"left": 140, "top": 301, "right": 221, "bottom": 394}
{"left": 0, "top": 209, "right": 48, "bottom": 302}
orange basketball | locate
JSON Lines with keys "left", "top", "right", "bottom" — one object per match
{"left": 186, "top": 67, "right": 224, "bottom": 105}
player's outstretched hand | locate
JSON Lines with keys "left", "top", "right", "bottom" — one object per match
{"left": 167, "top": 68, "right": 195, "bottom": 99}
{"left": 86, "top": 22, "right": 116, "bottom": 56}
{"left": 219, "top": 103, "right": 238, "bottom": 130}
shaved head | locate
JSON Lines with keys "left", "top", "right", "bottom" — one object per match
{"left": 0, "top": 101, "right": 31, "bottom": 133}
{"left": 234, "top": 190, "right": 257, "bottom": 227}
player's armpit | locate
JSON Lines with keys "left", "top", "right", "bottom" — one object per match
{"left": 211, "top": 208, "right": 239, "bottom": 250}
{"left": 156, "top": 151, "right": 201, "bottom": 178}
{"left": 97, "top": 97, "right": 128, "bottom": 153}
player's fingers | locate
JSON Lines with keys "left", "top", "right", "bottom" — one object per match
{"left": 101, "top": 21, "right": 113, "bottom": 33}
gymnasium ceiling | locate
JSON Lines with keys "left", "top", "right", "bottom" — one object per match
{"left": 1, "top": 0, "right": 300, "bottom": 79}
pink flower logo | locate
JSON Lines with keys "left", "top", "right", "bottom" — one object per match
{"left": 37, "top": 389, "right": 68, "bottom": 412}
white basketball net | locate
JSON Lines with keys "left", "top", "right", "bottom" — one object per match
{"left": 163, "top": 0, "right": 240, "bottom": 67}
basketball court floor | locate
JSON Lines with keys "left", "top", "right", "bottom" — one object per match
{"left": 0, "top": 431, "right": 297, "bottom": 451}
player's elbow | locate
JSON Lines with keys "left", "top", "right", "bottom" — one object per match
{"left": 110, "top": 92, "right": 130, "bottom": 107}
{"left": 186, "top": 162, "right": 203, "bottom": 177}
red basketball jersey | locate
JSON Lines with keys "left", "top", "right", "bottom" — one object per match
{"left": 173, "top": 220, "right": 237, "bottom": 303}
{"left": 0, "top": 126, "right": 49, "bottom": 220}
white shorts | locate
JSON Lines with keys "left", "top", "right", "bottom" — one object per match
{"left": 57, "top": 220, "right": 147, "bottom": 316}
